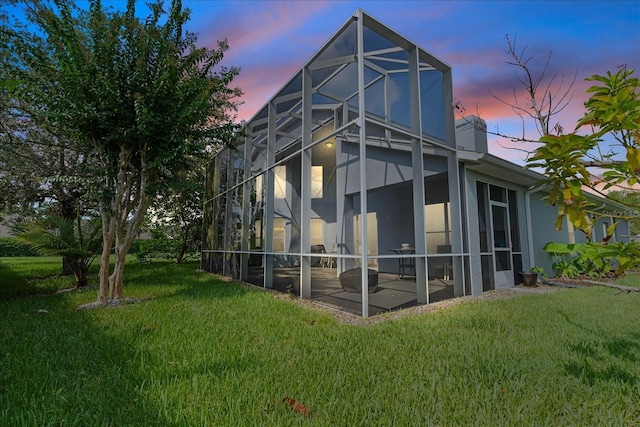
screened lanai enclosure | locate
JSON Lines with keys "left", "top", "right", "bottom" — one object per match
{"left": 202, "top": 10, "right": 471, "bottom": 317}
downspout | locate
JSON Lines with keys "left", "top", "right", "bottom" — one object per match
{"left": 525, "top": 184, "right": 545, "bottom": 270}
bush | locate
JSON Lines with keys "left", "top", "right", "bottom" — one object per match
{"left": 543, "top": 241, "right": 640, "bottom": 278}
{"left": 0, "top": 237, "right": 39, "bottom": 257}
{"left": 129, "top": 239, "right": 142, "bottom": 254}
{"left": 135, "top": 238, "right": 179, "bottom": 263}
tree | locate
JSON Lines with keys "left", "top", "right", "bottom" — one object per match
{"left": 608, "top": 190, "right": 640, "bottom": 235}
{"left": 3, "top": 0, "right": 241, "bottom": 302}
{"left": 455, "top": 36, "right": 640, "bottom": 275}
{"left": 455, "top": 35, "right": 576, "bottom": 144}
{"left": 528, "top": 67, "right": 640, "bottom": 239}
{"left": 16, "top": 214, "right": 102, "bottom": 287}
{"left": 1, "top": 1, "right": 102, "bottom": 275}
{"left": 0, "top": 101, "right": 97, "bottom": 237}
{"left": 146, "top": 159, "right": 206, "bottom": 264}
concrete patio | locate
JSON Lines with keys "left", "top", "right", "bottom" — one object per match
{"left": 245, "top": 266, "right": 455, "bottom": 316}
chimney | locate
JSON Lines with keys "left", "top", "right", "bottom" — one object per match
{"left": 455, "top": 115, "right": 488, "bottom": 153}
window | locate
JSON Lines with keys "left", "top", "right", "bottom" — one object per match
{"left": 354, "top": 212, "right": 378, "bottom": 266}
{"left": 273, "top": 218, "right": 285, "bottom": 252}
{"left": 274, "top": 165, "right": 286, "bottom": 199}
{"left": 477, "top": 182, "right": 489, "bottom": 252}
{"left": 253, "top": 220, "right": 262, "bottom": 250}
{"left": 310, "top": 218, "right": 323, "bottom": 246}
{"left": 489, "top": 185, "right": 506, "bottom": 203}
{"left": 425, "top": 202, "right": 451, "bottom": 253}
{"left": 311, "top": 166, "right": 323, "bottom": 198}
{"left": 255, "top": 174, "right": 263, "bottom": 204}
{"left": 508, "top": 190, "right": 520, "bottom": 251}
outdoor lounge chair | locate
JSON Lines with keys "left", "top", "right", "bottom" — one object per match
{"left": 339, "top": 267, "right": 378, "bottom": 293}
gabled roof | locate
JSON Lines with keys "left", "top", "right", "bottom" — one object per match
{"left": 243, "top": 9, "right": 454, "bottom": 153}
{"left": 460, "top": 151, "right": 542, "bottom": 188}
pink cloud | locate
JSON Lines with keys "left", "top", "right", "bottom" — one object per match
{"left": 184, "top": 1, "right": 639, "bottom": 134}
{"left": 194, "top": 1, "right": 332, "bottom": 64}
{"left": 233, "top": 61, "right": 302, "bottom": 121}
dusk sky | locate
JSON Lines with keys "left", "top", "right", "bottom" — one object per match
{"left": 9, "top": 0, "right": 639, "bottom": 163}
{"left": 180, "top": 0, "right": 640, "bottom": 164}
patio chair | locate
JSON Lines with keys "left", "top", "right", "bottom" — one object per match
{"left": 320, "top": 242, "right": 337, "bottom": 268}
{"left": 311, "top": 244, "right": 326, "bottom": 267}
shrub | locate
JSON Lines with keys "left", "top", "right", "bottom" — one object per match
{"left": 0, "top": 237, "right": 39, "bottom": 257}
{"left": 136, "top": 238, "right": 179, "bottom": 263}
{"left": 543, "top": 241, "right": 640, "bottom": 278}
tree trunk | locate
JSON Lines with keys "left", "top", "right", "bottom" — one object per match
{"left": 110, "top": 251, "right": 126, "bottom": 300}
{"left": 62, "top": 257, "right": 75, "bottom": 275}
{"left": 98, "top": 213, "right": 115, "bottom": 303}
{"left": 74, "top": 265, "right": 88, "bottom": 287}
{"left": 175, "top": 224, "right": 190, "bottom": 264}
{"left": 97, "top": 146, "right": 152, "bottom": 302}
{"left": 60, "top": 198, "right": 78, "bottom": 276}
{"left": 98, "top": 242, "right": 112, "bottom": 301}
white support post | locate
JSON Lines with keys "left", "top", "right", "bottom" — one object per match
{"left": 224, "top": 151, "right": 235, "bottom": 277}
{"left": 335, "top": 105, "right": 351, "bottom": 276}
{"left": 408, "top": 47, "right": 428, "bottom": 304}
{"left": 463, "top": 168, "right": 483, "bottom": 296}
{"left": 264, "top": 101, "right": 276, "bottom": 288}
{"left": 448, "top": 152, "right": 464, "bottom": 296}
{"left": 240, "top": 136, "right": 251, "bottom": 281}
{"left": 443, "top": 67, "right": 464, "bottom": 296}
{"left": 300, "top": 66, "right": 312, "bottom": 298}
{"left": 356, "top": 10, "right": 369, "bottom": 317}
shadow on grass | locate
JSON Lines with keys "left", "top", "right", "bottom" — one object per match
{"left": 0, "top": 289, "right": 171, "bottom": 425}
{"left": 565, "top": 356, "right": 638, "bottom": 387}
{"left": 0, "top": 260, "right": 30, "bottom": 298}
{"left": 0, "top": 257, "right": 89, "bottom": 299}
{"left": 560, "top": 308, "right": 640, "bottom": 386}
{"left": 120, "top": 261, "right": 256, "bottom": 303}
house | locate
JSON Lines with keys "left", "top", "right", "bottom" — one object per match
{"left": 200, "top": 10, "right": 630, "bottom": 317}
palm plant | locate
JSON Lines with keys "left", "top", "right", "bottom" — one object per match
{"left": 16, "top": 214, "right": 102, "bottom": 287}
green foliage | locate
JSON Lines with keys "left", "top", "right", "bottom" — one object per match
{"left": 580, "top": 68, "right": 640, "bottom": 173}
{"left": 134, "top": 237, "right": 199, "bottom": 263}
{"left": 595, "top": 241, "right": 640, "bottom": 276}
{"left": 530, "top": 68, "right": 640, "bottom": 279}
{"left": 1, "top": 260, "right": 640, "bottom": 424}
{"left": 528, "top": 133, "right": 596, "bottom": 234}
{"left": 530, "top": 265, "right": 547, "bottom": 280}
{"left": 136, "top": 238, "right": 177, "bottom": 263}
{"left": 2, "top": 0, "right": 242, "bottom": 300}
{"left": 146, "top": 158, "right": 206, "bottom": 264}
{"left": 528, "top": 68, "right": 640, "bottom": 239}
{"left": 608, "top": 190, "right": 640, "bottom": 234}
{"left": 15, "top": 215, "right": 101, "bottom": 286}
{"left": 0, "top": 237, "right": 39, "bottom": 257}
{"left": 16, "top": 216, "right": 101, "bottom": 259}
{"left": 544, "top": 242, "right": 593, "bottom": 278}
{"left": 543, "top": 240, "right": 640, "bottom": 278}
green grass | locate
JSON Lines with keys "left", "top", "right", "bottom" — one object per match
{"left": 1, "top": 257, "right": 640, "bottom": 425}
{"left": 613, "top": 272, "right": 640, "bottom": 289}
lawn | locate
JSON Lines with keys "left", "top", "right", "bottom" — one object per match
{"left": 1, "top": 257, "right": 639, "bottom": 425}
